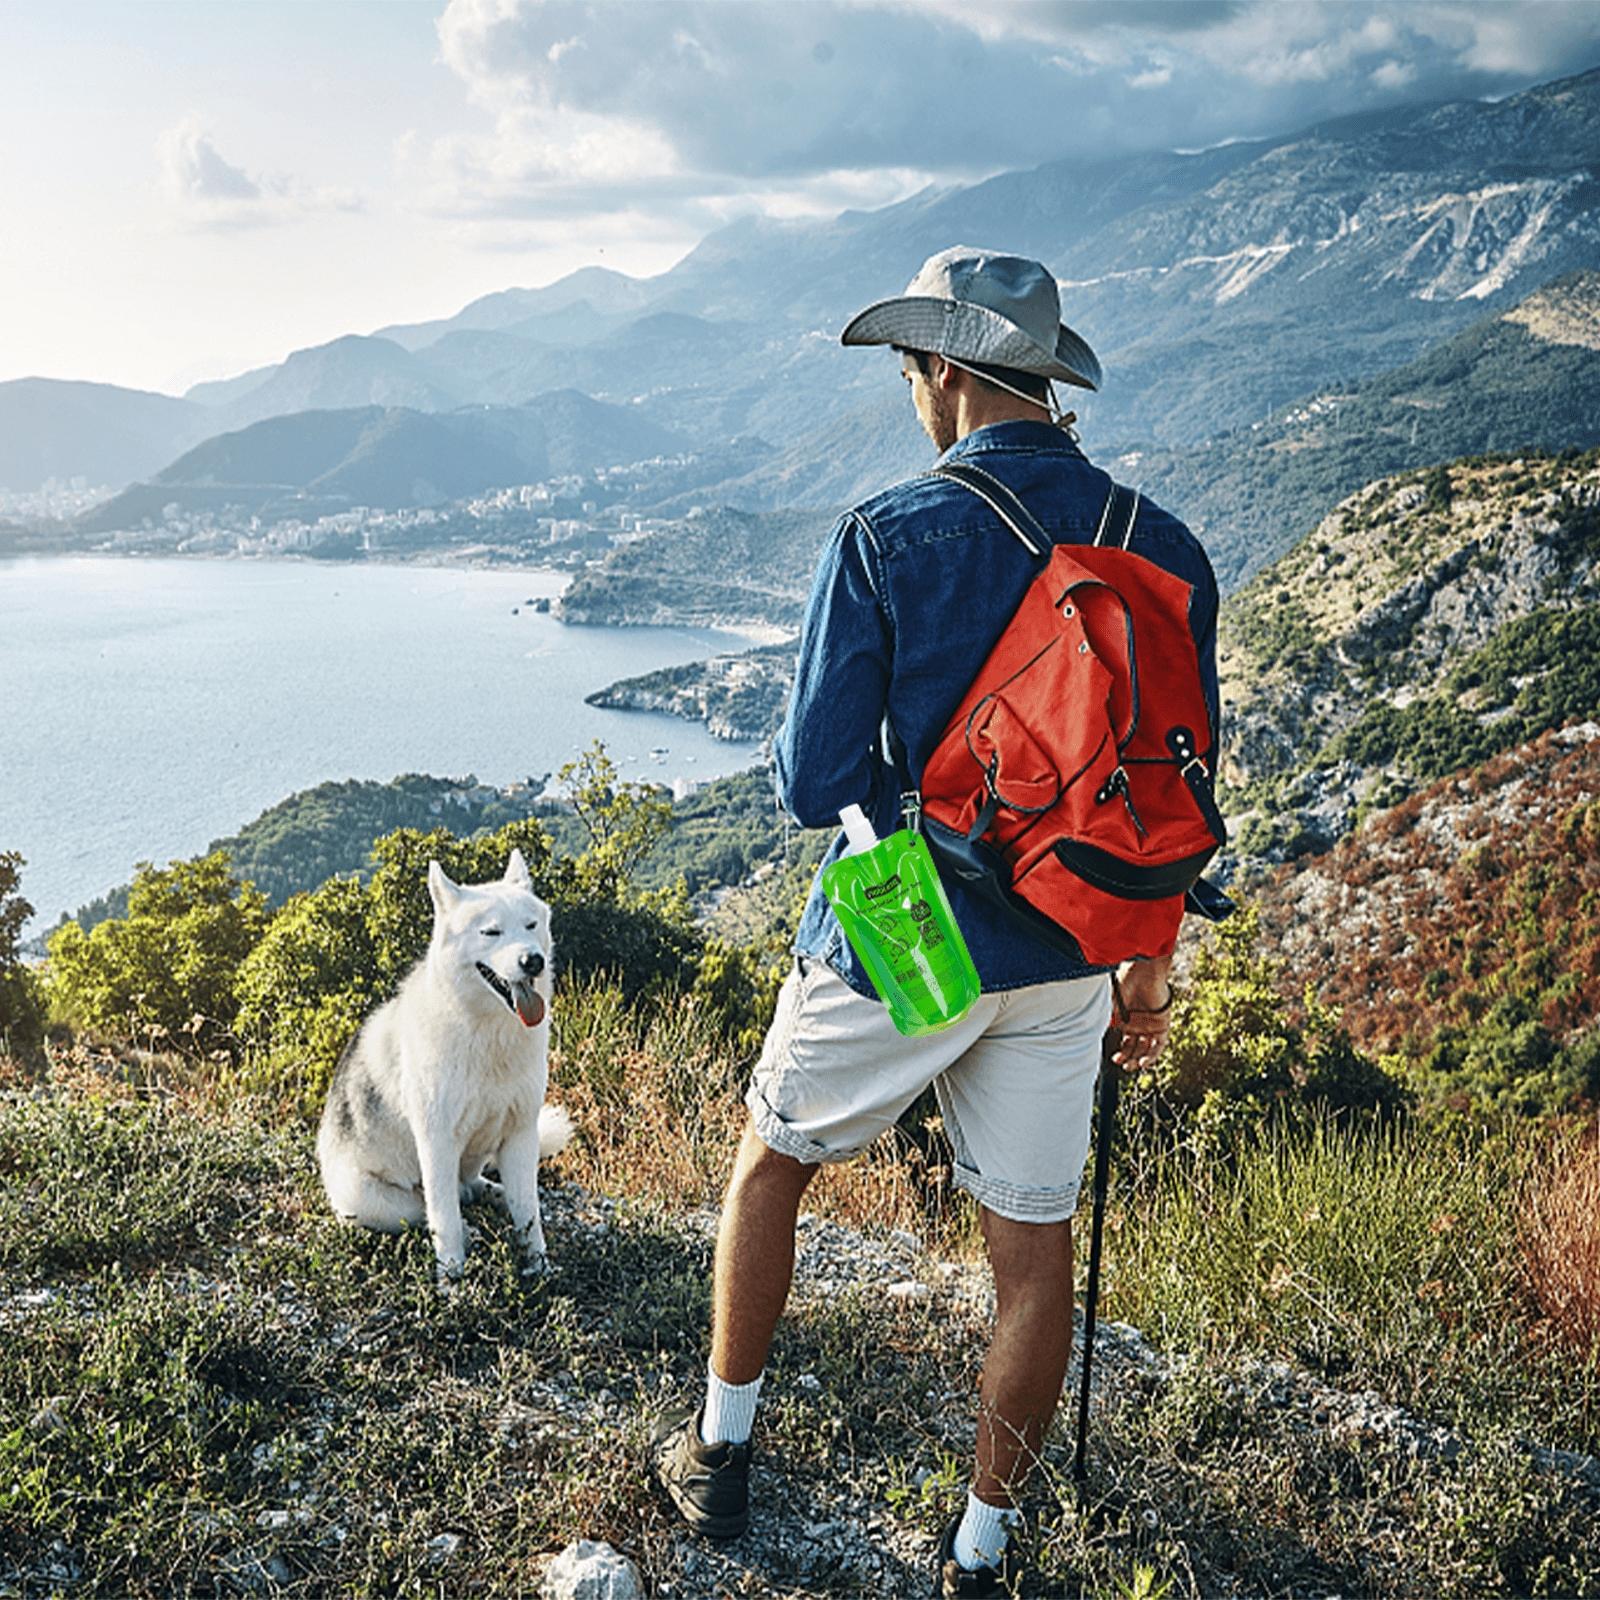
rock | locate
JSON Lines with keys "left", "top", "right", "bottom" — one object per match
{"left": 29, "top": 1398, "right": 66, "bottom": 1434}
{"left": 541, "top": 1539, "right": 645, "bottom": 1600}
{"left": 425, "top": 1532, "right": 462, "bottom": 1565}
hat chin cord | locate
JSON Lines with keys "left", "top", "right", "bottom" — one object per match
{"left": 936, "top": 353, "right": 1080, "bottom": 441}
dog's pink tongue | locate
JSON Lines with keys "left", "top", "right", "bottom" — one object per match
{"left": 516, "top": 991, "right": 545, "bottom": 1028}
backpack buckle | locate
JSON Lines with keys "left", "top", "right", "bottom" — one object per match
{"left": 1166, "top": 726, "right": 1209, "bottom": 782}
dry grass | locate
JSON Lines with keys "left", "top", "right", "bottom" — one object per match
{"left": 549, "top": 969, "right": 981, "bottom": 1257}
{"left": 1521, "top": 1123, "right": 1600, "bottom": 1360}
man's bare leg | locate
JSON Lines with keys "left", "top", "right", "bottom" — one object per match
{"left": 710, "top": 1118, "right": 819, "bottom": 1385}
{"left": 972, "top": 1208, "right": 1076, "bottom": 1505}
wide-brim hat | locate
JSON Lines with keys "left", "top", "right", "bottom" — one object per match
{"left": 840, "top": 245, "right": 1101, "bottom": 392}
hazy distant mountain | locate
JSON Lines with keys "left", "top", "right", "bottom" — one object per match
{"left": 0, "top": 378, "right": 205, "bottom": 493}
{"left": 202, "top": 334, "right": 462, "bottom": 432}
{"left": 183, "top": 363, "right": 279, "bottom": 409}
{"left": 372, "top": 65, "right": 1597, "bottom": 463}
{"left": 390, "top": 63, "right": 1600, "bottom": 477}
{"left": 373, "top": 267, "right": 660, "bottom": 351}
{"left": 78, "top": 391, "right": 687, "bottom": 530}
{"left": 639, "top": 391, "right": 927, "bottom": 516}
{"left": 411, "top": 310, "right": 761, "bottom": 422}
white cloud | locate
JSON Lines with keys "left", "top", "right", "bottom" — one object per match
{"left": 156, "top": 115, "right": 361, "bottom": 230}
{"left": 415, "top": 0, "right": 1600, "bottom": 250}
{"left": 1128, "top": 63, "right": 1174, "bottom": 89}
{"left": 157, "top": 118, "right": 261, "bottom": 207}
{"left": 1373, "top": 58, "right": 1418, "bottom": 89}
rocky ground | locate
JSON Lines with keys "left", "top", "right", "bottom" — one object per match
{"left": 3, "top": 1071, "right": 1597, "bottom": 1598}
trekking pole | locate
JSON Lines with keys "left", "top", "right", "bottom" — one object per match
{"left": 1072, "top": 1026, "right": 1122, "bottom": 1494}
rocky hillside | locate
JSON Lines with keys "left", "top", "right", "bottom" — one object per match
{"left": 555, "top": 506, "right": 824, "bottom": 631}
{"left": 584, "top": 640, "right": 796, "bottom": 742}
{"left": 1250, "top": 722, "right": 1600, "bottom": 1113}
{"left": 1219, "top": 448, "right": 1600, "bottom": 860}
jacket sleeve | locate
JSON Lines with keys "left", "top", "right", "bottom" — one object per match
{"left": 1192, "top": 550, "right": 1222, "bottom": 763}
{"left": 773, "top": 513, "right": 892, "bottom": 829}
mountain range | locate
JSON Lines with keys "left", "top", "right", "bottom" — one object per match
{"left": 76, "top": 390, "right": 687, "bottom": 529}
{"left": 6, "top": 65, "right": 1600, "bottom": 521}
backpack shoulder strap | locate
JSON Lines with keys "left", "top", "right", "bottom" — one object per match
{"left": 1093, "top": 482, "right": 1141, "bottom": 549}
{"left": 934, "top": 461, "right": 1138, "bottom": 557}
{"left": 927, "top": 462, "right": 1050, "bottom": 558}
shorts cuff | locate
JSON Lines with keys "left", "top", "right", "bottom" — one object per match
{"left": 744, "top": 1080, "right": 854, "bottom": 1167}
{"left": 952, "top": 1162, "right": 1081, "bottom": 1224}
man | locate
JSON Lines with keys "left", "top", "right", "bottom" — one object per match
{"left": 653, "top": 247, "right": 1220, "bottom": 1597}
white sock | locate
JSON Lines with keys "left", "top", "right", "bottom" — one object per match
{"left": 700, "top": 1364, "right": 762, "bottom": 1446}
{"left": 953, "top": 1490, "right": 1020, "bottom": 1571}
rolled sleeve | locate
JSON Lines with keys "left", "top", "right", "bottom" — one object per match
{"left": 774, "top": 513, "right": 892, "bottom": 828}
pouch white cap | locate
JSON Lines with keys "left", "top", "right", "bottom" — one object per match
{"left": 839, "top": 804, "right": 879, "bottom": 856}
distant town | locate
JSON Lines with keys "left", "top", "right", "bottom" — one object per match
{"left": 0, "top": 455, "right": 721, "bottom": 567}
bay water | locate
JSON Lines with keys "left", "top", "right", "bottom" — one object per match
{"left": 0, "top": 556, "right": 766, "bottom": 939}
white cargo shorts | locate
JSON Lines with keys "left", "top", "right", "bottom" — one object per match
{"left": 745, "top": 954, "right": 1114, "bottom": 1224}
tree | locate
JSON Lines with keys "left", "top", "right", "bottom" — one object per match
{"left": 0, "top": 851, "right": 46, "bottom": 1061}
{"left": 46, "top": 851, "right": 268, "bottom": 1051}
{"left": 559, "top": 740, "right": 673, "bottom": 900}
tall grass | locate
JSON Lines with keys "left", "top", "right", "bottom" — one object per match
{"left": 549, "top": 968, "right": 977, "bottom": 1249}
{"left": 1106, "top": 1112, "right": 1600, "bottom": 1453}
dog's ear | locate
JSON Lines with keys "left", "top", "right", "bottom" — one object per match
{"left": 427, "top": 859, "right": 459, "bottom": 914}
{"left": 503, "top": 848, "right": 533, "bottom": 891}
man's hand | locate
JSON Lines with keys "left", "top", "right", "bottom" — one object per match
{"left": 1110, "top": 955, "right": 1174, "bottom": 1072}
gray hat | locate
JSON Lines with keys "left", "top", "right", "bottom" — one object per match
{"left": 840, "top": 245, "right": 1101, "bottom": 392}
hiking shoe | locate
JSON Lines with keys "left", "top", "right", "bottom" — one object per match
{"left": 650, "top": 1406, "right": 751, "bottom": 1540}
{"left": 933, "top": 1514, "right": 1026, "bottom": 1597}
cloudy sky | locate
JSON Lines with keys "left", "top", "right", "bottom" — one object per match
{"left": 3, "top": 0, "right": 1598, "bottom": 395}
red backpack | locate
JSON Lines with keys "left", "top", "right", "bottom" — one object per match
{"left": 888, "top": 462, "right": 1231, "bottom": 969}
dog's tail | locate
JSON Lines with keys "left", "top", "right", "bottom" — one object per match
{"left": 538, "top": 1103, "right": 576, "bottom": 1159}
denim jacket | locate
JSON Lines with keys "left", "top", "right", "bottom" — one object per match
{"left": 774, "top": 419, "right": 1221, "bottom": 1001}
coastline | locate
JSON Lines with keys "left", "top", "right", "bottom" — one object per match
{"left": 0, "top": 546, "right": 582, "bottom": 581}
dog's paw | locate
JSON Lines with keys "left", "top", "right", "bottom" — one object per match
{"left": 434, "top": 1256, "right": 466, "bottom": 1293}
{"left": 519, "top": 1252, "right": 552, "bottom": 1279}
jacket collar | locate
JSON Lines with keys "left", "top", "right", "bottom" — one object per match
{"left": 936, "top": 419, "right": 1085, "bottom": 465}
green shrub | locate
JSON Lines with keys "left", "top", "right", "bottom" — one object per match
{"left": 689, "top": 935, "right": 787, "bottom": 1058}
{"left": 45, "top": 851, "right": 268, "bottom": 1052}
{"left": 1132, "top": 905, "right": 1407, "bottom": 1148}
{"left": 233, "top": 875, "right": 380, "bottom": 1108}
{"left": 0, "top": 850, "right": 46, "bottom": 1062}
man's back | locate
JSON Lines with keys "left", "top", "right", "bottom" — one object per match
{"left": 775, "top": 417, "right": 1220, "bottom": 1000}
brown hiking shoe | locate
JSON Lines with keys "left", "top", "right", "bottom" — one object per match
{"left": 650, "top": 1406, "right": 751, "bottom": 1540}
{"left": 933, "top": 1514, "right": 1026, "bottom": 1597}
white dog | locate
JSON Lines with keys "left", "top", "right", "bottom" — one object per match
{"left": 317, "top": 848, "right": 573, "bottom": 1281}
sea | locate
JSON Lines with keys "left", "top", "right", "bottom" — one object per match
{"left": 0, "top": 556, "right": 768, "bottom": 941}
